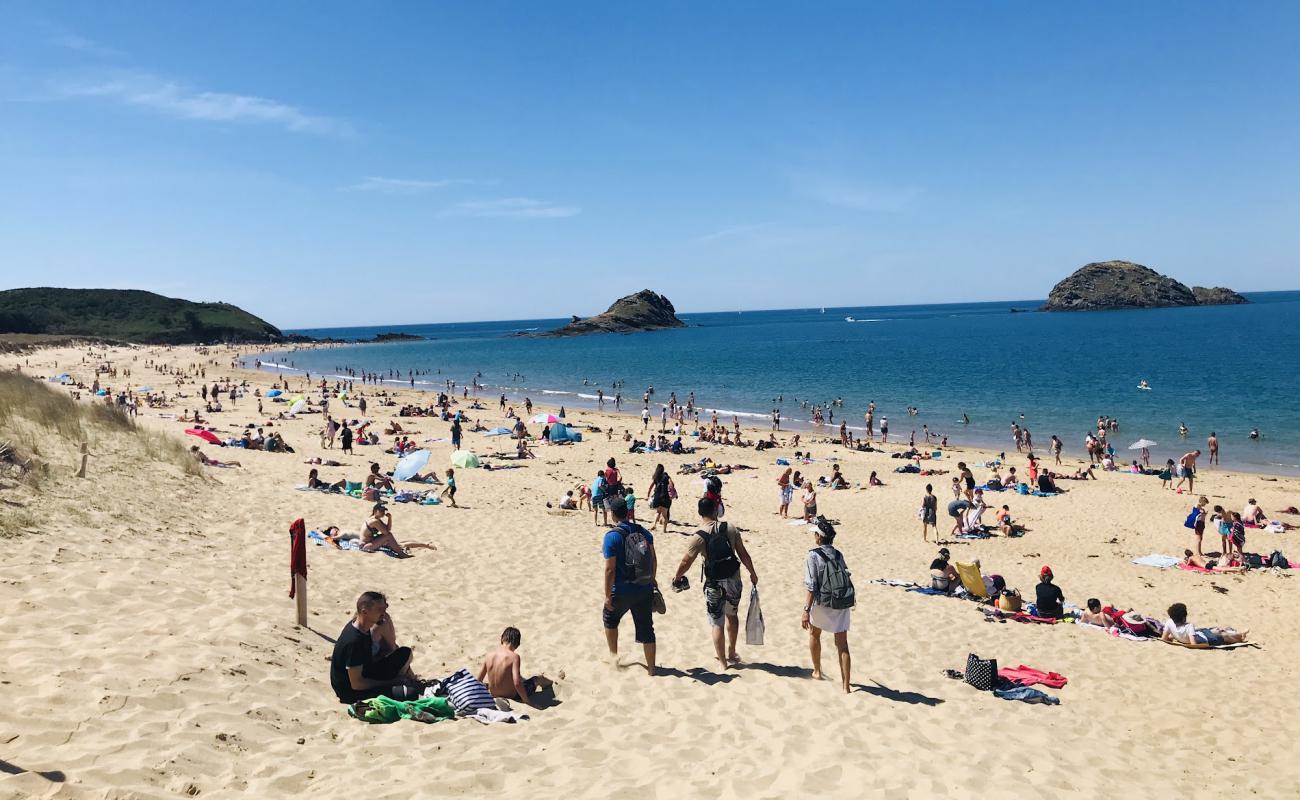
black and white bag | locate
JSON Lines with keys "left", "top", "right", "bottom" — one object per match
{"left": 965, "top": 653, "right": 998, "bottom": 692}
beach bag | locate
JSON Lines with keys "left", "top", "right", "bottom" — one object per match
{"left": 811, "top": 547, "right": 856, "bottom": 610}
{"left": 1244, "top": 552, "right": 1264, "bottom": 569}
{"left": 1016, "top": 483, "right": 1029, "bottom": 495}
{"left": 1268, "top": 550, "right": 1288, "bottom": 568}
{"left": 1184, "top": 507, "right": 1204, "bottom": 529}
{"left": 444, "top": 668, "right": 495, "bottom": 713}
{"left": 745, "top": 587, "right": 765, "bottom": 645}
{"left": 699, "top": 523, "right": 741, "bottom": 581}
{"left": 619, "top": 524, "right": 654, "bottom": 586}
{"left": 965, "top": 653, "right": 998, "bottom": 692}
{"left": 998, "top": 589, "right": 1023, "bottom": 613}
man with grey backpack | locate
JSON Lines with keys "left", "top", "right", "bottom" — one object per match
{"left": 602, "top": 497, "right": 659, "bottom": 675}
{"left": 801, "top": 518, "right": 854, "bottom": 693}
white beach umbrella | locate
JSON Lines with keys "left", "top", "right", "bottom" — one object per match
{"left": 1128, "top": 439, "right": 1158, "bottom": 450}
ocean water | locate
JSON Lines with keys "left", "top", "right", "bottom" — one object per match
{"left": 252, "top": 292, "right": 1300, "bottom": 474}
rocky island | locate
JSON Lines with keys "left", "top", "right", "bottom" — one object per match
{"left": 1041, "top": 261, "right": 1248, "bottom": 311}
{"left": 533, "top": 290, "right": 686, "bottom": 337}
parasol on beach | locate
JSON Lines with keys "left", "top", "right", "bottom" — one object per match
{"left": 451, "top": 450, "right": 481, "bottom": 468}
{"left": 266, "top": 389, "right": 282, "bottom": 397}
{"left": 1128, "top": 439, "right": 1158, "bottom": 450}
{"left": 393, "top": 448, "right": 430, "bottom": 481}
{"left": 288, "top": 399, "right": 306, "bottom": 415}
{"left": 531, "top": 413, "right": 560, "bottom": 424}
{"left": 185, "top": 429, "right": 222, "bottom": 445}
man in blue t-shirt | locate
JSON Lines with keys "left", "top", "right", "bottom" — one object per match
{"left": 602, "top": 497, "right": 658, "bottom": 675}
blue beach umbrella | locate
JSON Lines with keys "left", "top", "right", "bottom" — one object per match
{"left": 266, "top": 389, "right": 282, "bottom": 397}
{"left": 393, "top": 449, "right": 430, "bottom": 481}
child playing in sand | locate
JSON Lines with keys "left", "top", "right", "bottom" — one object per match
{"left": 802, "top": 483, "right": 818, "bottom": 523}
{"left": 476, "top": 627, "right": 555, "bottom": 708}
{"left": 441, "top": 468, "right": 458, "bottom": 507}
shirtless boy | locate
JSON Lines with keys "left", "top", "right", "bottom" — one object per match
{"left": 476, "top": 627, "right": 555, "bottom": 708}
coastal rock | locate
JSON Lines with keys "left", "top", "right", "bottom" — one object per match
{"left": 536, "top": 290, "right": 686, "bottom": 336}
{"left": 370, "top": 332, "right": 425, "bottom": 342}
{"left": 1191, "top": 286, "right": 1248, "bottom": 306}
{"left": 1041, "top": 261, "right": 1247, "bottom": 311}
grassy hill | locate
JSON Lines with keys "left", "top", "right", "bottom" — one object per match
{"left": 0, "top": 288, "right": 284, "bottom": 344}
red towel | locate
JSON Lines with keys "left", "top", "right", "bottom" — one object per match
{"left": 999, "top": 665, "right": 1068, "bottom": 688}
{"left": 289, "top": 518, "right": 307, "bottom": 598}
{"left": 1011, "top": 612, "right": 1058, "bottom": 624}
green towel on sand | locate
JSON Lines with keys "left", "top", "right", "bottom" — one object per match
{"left": 348, "top": 695, "right": 456, "bottom": 724}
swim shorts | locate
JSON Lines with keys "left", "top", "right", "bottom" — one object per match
{"left": 703, "top": 577, "right": 743, "bottom": 627}
{"left": 602, "top": 593, "right": 655, "bottom": 644}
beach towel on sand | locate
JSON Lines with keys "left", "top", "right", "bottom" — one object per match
{"left": 1132, "top": 554, "right": 1182, "bottom": 569}
{"left": 348, "top": 695, "right": 455, "bottom": 724}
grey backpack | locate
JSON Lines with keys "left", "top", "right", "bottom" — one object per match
{"left": 621, "top": 525, "right": 654, "bottom": 585}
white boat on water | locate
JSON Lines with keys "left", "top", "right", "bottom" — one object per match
{"left": 845, "top": 316, "right": 856, "bottom": 322}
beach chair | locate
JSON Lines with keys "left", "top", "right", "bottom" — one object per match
{"left": 954, "top": 562, "right": 988, "bottom": 599}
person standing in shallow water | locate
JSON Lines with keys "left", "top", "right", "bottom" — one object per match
{"left": 1207, "top": 432, "right": 1219, "bottom": 466}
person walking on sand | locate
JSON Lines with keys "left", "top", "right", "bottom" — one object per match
{"left": 920, "top": 483, "right": 938, "bottom": 542}
{"left": 602, "top": 498, "right": 658, "bottom": 675}
{"left": 476, "top": 627, "right": 555, "bottom": 708}
{"left": 648, "top": 463, "right": 672, "bottom": 534}
{"left": 670, "top": 497, "right": 758, "bottom": 671}
{"left": 341, "top": 421, "right": 353, "bottom": 455}
{"left": 451, "top": 417, "right": 462, "bottom": 451}
{"left": 777, "top": 467, "right": 793, "bottom": 518}
{"left": 802, "top": 519, "right": 854, "bottom": 693}
{"left": 1175, "top": 449, "right": 1200, "bottom": 493}
{"left": 441, "top": 468, "right": 458, "bottom": 507}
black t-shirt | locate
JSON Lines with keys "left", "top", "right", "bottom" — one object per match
{"left": 330, "top": 621, "right": 373, "bottom": 703}
{"left": 930, "top": 558, "right": 949, "bottom": 571}
{"left": 1035, "top": 581, "right": 1064, "bottom": 618}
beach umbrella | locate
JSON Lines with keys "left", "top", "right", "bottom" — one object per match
{"left": 136, "top": 386, "right": 153, "bottom": 392}
{"left": 289, "top": 399, "right": 306, "bottom": 415}
{"left": 451, "top": 450, "right": 481, "bottom": 469}
{"left": 483, "top": 427, "right": 512, "bottom": 436}
{"left": 531, "top": 413, "right": 559, "bottom": 424}
{"left": 185, "top": 429, "right": 222, "bottom": 445}
{"left": 266, "top": 389, "right": 282, "bottom": 397}
{"left": 393, "top": 448, "right": 430, "bottom": 481}
{"left": 56, "top": 373, "right": 71, "bottom": 382}
{"left": 1128, "top": 439, "right": 1158, "bottom": 450}
{"left": 95, "top": 389, "right": 107, "bottom": 396}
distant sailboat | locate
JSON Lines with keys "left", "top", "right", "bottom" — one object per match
{"left": 820, "top": 307, "right": 826, "bottom": 314}
{"left": 845, "top": 316, "right": 856, "bottom": 322}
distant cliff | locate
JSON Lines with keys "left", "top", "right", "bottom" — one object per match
{"left": 535, "top": 290, "right": 687, "bottom": 336}
{"left": 1041, "top": 262, "right": 1248, "bottom": 311}
{"left": 0, "top": 288, "right": 284, "bottom": 344}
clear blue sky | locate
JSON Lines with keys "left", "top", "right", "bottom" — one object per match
{"left": 2, "top": 2, "right": 1297, "bottom": 328}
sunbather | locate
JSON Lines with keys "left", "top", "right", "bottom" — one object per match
{"left": 1161, "top": 602, "right": 1248, "bottom": 648}
{"left": 1078, "top": 598, "right": 1113, "bottom": 628}
{"left": 361, "top": 504, "right": 435, "bottom": 557}
{"left": 1242, "top": 499, "right": 1268, "bottom": 526}
{"left": 365, "top": 462, "right": 394, "bottom": 492}
{"left": 476, "top": 627, "right": 555, "bottom": 709}
{"left": 190, "top": 445, "right": 241, "bottom": 468}
{"left": 929, "top": 548, "right": 960, "bottom": 592}
{"left": 307, "top": 468, "right": 346, "bottom": 491}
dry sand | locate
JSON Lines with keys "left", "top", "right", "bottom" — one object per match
{"left": 2, "top": 343, "right": 1299, "bottom": 799}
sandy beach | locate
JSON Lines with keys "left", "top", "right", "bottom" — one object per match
{"left": 3, "top": 342, "right": 1300, "bottom": 800}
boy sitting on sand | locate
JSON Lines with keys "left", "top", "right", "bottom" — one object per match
{"left": 476, "top": 627, "right": 555, "bottom": 708}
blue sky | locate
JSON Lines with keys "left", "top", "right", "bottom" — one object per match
{"left": 2, "top": 2, "right": 1297, "bottom": 328}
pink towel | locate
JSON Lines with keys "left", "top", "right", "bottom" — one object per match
{"left": 999, "top": 665, "right": 1068, "bottom": 688}
{"left": 1177, "top": 563, "right": 1215, "bottom": 574}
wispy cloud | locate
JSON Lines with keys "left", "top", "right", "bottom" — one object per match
{"left": 49, "top": 33, "right": 125, "bottom": 58}
{"left": 442, "top": 197, "right": 580, "bottom": 219}
{"left": 57, "top": 71, "right": 353, "bottom": 137}
{"left": 790, "top": 172, "right": 919, "bottom": 212}
{"left": 353, "top": 176, "right": 493, "bottom": 194}
{"left": 689, "top": 223, "right": 769, "bottom": 245}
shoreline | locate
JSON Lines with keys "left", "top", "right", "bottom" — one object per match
{"left": 244, "top": 344, "right": 1300, "bottom": 478}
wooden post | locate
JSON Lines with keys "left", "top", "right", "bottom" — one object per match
{"left": 76, "top": 443, "right": 89, "bottom": 478}
{"left": 294, "top": 574, "right": 308, "bottom": 626}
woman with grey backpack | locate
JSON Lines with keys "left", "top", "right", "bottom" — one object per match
{"left": 801, "top": 518, "right": 854, "bottom": 693}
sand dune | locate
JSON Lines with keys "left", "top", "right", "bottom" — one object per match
{"left": 2, "top": 344, "right": 1298, "bottom": 799}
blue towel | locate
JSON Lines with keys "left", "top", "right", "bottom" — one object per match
{"left": 994, "top": 685, "right": 1059, "bottom": 705}
{"left": 776, "top": 458, "right": 790, "bottom": 465}
{"left": 906, "top": 587, "right": 948, "bottom": 595}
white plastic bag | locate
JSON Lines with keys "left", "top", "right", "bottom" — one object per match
{"left": 745, "top": 586, "right": 765, "bottom": 645}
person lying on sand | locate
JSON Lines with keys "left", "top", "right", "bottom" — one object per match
{"left": 1182, "top": 550, "right": 1246, "bottom": 573}
{"left": 361, "top": 504, "right": 435, "bottom": 558}
{"left": 476, "top": 627, "right": 556, "bottom": 709}
{"left": 190, "top": 445, "right": 241, "bottom": 468}
{"left": 1161, "top": 602, "right": 1248, "bottom": 648}
{"left": 307, "top": 468, "right": 346, "bottom": 491}
{"left": 305, "top": 457, "right": 345, "bottom": 467}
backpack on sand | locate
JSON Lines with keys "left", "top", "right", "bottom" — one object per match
{"left": 698, "top": 523, "right": 741, "bottom": 581}
{"left": 811, "top": 547, "right": 856, "bottom": 610}
{"left": 620, "top": 524, "right": 654, "bottom": 586}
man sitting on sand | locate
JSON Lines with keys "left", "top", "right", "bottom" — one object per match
{"left": 365, "top": 462, "right": 394, "bottom": 492}
{"left": 476, "top": 627, "right": 555, "bottom": 708}
{"left": 1161, "top": 602, "right": 1248, "bottom": 648}
{"left": 330, "top": 591, "right": 422, "bottom": 703}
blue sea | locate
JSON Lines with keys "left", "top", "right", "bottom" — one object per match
{"left": 251, "top": 292, "right": 1300, "bottom": 475}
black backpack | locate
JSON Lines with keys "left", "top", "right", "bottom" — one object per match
{"left": 698, "top": 523, "right": 741, "bottom": 581}
{"left": 1269, "top": 550, "right": 1289, "bottom": 569}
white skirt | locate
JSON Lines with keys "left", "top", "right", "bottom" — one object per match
{"left": 809, "top": 604, "right": 851, "bottom": 634}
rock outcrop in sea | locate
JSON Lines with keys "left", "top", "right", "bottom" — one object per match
{"left": 535, "top": 290, "right": 686, "bottom": 336}
{"left": 1041, "top": 261, "right": 1248, "bottom": 311}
